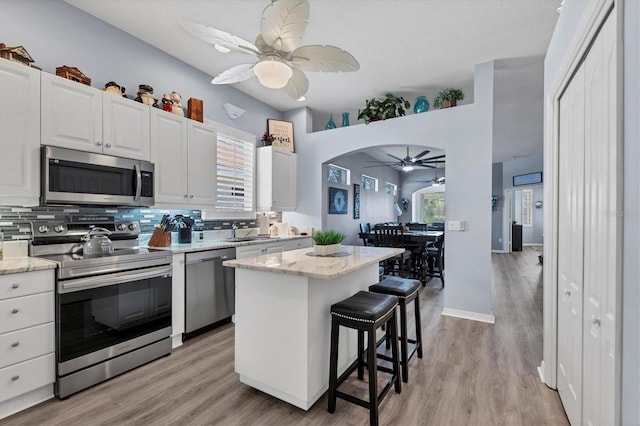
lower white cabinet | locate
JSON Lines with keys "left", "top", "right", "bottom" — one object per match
{"left": 0, "top": 269, "right": 55, "bottom": 420}
{"left": 235, "top": 241, "right": 284, "bottom": 259}
{"left": 282, "top": 237, "right": 312, "bottom": 252}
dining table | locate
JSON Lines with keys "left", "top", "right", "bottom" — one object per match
{"left": 359, "top": 230, "right": 444, "bottom": 282}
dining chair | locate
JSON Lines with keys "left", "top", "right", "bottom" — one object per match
{"left": 373, "top": 225, "right": 412, "bottom": 277}
{"left": 359, "top": 223, "right": 374, "bottom": 246}
{"left": 425, "top": 235, "right": 444, "bottom": 287}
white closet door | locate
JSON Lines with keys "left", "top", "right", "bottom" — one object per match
{"left": 582, "top": 13, "right": 618, "bottom": 426}
{"left": 557, "top": 62, "right": 585, "bottom": 426}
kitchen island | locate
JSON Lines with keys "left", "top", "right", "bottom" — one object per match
{"left": 223, "top": 245, "right": 404, "bottom": 410}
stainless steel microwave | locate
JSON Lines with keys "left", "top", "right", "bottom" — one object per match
{"left": 41, "top": 145, "right": 155, "bottom": 207}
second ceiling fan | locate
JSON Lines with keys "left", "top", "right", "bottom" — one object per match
{"left": 365, "top": 147, "right": 445, "bottom": 172}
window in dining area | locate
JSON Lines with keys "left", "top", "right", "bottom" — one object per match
{"left": 362, "top": 174, "right": 378, "bottom": 191}
{"left": 420, "top": 192, "right": 445, "bottom": 224}
{"left": 327, "top": 163, "right": 350, "bottom": 185}
{"left": 385, "top": 182, "right": 397, "bottom": 196}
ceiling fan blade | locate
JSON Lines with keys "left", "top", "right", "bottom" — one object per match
{"left": 291, "top": 45, "right": 360, "bottom": 72}
{"left": 416, "top": 164, "right": 436, "bottom": 169}
{"left": 283, "top": 66, "right": 309, "bottom": 99}
{"left": 412, "top": 149, "right": 431, "bottom": 160}
{"left": 421, "top": 154, "right": 446, "bottom": 161}
{"left": 261, "top": 0, "right": 309, "bottom": 52}
{"left": 387, "top": 154, "right": 404, "bottom": 162}
{"left": 180, "top": 21, "right": 259, "bottom": 55}
{"left": 363, "top": 164, "right": 401, "bottom": 168}
{"left": 211, "top": 63, "right": 256, "bottom": 84}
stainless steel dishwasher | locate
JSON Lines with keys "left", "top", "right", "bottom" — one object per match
{"left": 185, "top": 248, "right": 236, "bottom": 335}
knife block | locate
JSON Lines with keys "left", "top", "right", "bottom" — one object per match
{"left": 149, "top": 227, "right": 171, "bottom": 247}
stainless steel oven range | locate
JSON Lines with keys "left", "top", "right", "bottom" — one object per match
{"left": 30, "top": 216, "right": 173, "bottom": 399}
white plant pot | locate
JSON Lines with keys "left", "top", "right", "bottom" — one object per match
{"left": 314, "top": 243, "right": 341, "bottom": 256}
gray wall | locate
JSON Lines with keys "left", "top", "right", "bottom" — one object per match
{"left": 323, "top": 153, "right": 400, "bottom": 246}
{"left": 491, "top": 163, "right": 504, "bottom": 250}
{"left": 398, "top": 167, "right": 446, "bottom": 224}
{"left": 502, "top": 153, "right": 544, "bottom": 189}
{"left": 0, "top": 0, "right": 282, "bottom": 140}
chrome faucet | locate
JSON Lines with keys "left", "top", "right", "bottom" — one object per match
{"left": 231, "top": 222, "right": 238, "bottom": 238}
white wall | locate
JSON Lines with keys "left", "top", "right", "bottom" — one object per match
{"left": 285, "top": 61, "right": 495, "bottom": 319}
{"left": 0, "top": 0, "right": 282, "bottom": 140}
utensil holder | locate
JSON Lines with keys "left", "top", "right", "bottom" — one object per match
{"left": 149, "top": 227, "right": 171, "bottom": 247}
{"left": 178, "top": 228, "right": 192, "bottom": 244}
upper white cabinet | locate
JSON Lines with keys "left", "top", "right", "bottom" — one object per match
{"left": 256, "top": 146, "right": 296, "bottom": 211}
{"left": 150, "top": 110, "right": 216, "bottom": 207}
{"left": 0, "top": 59, "right": 41, "bottom": 206}
{"left": 41, "top": 73, "right": 150, "bottom": 161}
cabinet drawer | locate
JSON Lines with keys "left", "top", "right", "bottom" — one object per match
{"left": 0, "top": 353, "right": 55, "bottom": 402}
{"left": 0, "top": 323, "right": 54, "bottom": 368}
{"left": 283, "top": 238, "right": 312, "bottom": 252}
{"left": 0, "top": 293, "right": 54, "bottom": 334}
{"left": 0, "top": 270, "right": 54, "bottom": 300}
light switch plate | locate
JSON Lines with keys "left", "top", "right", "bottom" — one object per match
{"left": 447, "top": 220, "right": 465, "bottom": 231}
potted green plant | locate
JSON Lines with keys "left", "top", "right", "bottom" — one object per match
{"left": 357, "top": 93, "right": 411, "bottom": 124}
{"left": 433, "top": 88, "right": 464, "bottom": 109}
{"left": 313, "top": 230, "right": 345, "bottom": 256}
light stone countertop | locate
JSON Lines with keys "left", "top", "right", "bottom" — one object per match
{"left": 0, "top": 257, "right": 58, "bottom": 275}
{"left": 142, "top": 234, "right": 312, "bottom": 254}
{"left": 223, "top": 245, "right": 405, "bottom": 280}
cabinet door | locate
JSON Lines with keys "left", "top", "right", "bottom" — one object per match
{"left": 0, "top": 59, "right": 40, "bottom": 205}
{"left": 271, "top": 148, "right": 296, "bottom": 210}
{"left": 41, "top": 73, "right": 102, "bottom": 153}
{"left": 187, "top": 121, "right": 217, "bottom": 206}
{"left": 150, "top": 109, "right": 189, "bottom": 205}
{"left": 235, "top": 245, "right": 264, "bottom": 259}
{"left": 102, "top": 94, "right": 150, "bottom": 160}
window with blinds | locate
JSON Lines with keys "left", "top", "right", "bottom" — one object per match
{"left": 216, "top": 133, "right": 254, "bottom": 212}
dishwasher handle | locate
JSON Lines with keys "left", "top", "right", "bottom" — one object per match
{"left": 185, "top": 255, "right": 233, "bottom": 265}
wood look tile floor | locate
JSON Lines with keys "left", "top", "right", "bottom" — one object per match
{"left": 5, "top": 247, "right": 568, "bottom": 426}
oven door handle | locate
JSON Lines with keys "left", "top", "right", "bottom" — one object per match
{"left": 134, "top": 163, "right": 142, "bottom": 202}
{"left": 60, "top": 265, "right": 172, "bottom": 293}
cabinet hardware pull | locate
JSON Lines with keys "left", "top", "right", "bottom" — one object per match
{"left": 592, "top": 315, "right": 601, "bottom": 326}
{"left": 97, "top": 141, "right": 103, "bottom": 146}
{"left": 11, "top": 308, "right": 19, "bottom": 314}
{"left": 189, "top": 195, "right": 194, "bottom": 199}
{"left": 11, "top": 375, "right": 20, "bottom": 381}
{"left": 106, "top": 143, "right": 112, "bottom": 148}
{"left": 11, "top": 341, "right": 19, "bottom": 347}
{"left": 184, "top": 194, "right": 189, "bottom": 198}
{"left": 563, "top": 289, "right": 570, "bottom": 296}
{"left": 12, "top": 283, "right": 19, "bottom": 289}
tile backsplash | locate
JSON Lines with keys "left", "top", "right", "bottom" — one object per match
{"left": 0, "top": 206, "right": 280, "bottom": 241}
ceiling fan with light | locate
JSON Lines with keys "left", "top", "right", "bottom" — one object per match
{"left": 364, "top": 147, "right": 445, "bottom": 172}
{"left": 180, "top": 0, "right": 359, "bottom": 100}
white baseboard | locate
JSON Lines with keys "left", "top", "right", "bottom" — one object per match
{"left": 537, "top": 361, "right": 545, "bottom": 383}
{"left": 441, "top": 308, "right": 495, "bottom": 324}
{"left": 523, "top": 243, "right": 543, "bottom": 247}
{"left": 491, "top": 249, "right": 509, "bottom": 253}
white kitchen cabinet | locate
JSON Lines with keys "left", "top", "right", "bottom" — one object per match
{"left": 0, "top": 59, "right": 41, "bottom": 206}
{"left": 0, "top": 269, "right": 55, "bottom": 420}
{"left": 150, "top": 110, "right": 216, "bottom": 207}
{"left": 235, "top": 241, "right": 284, "bottom": 259}
{"left": 256, "top": 146, "right": 297, "bottom": 211}
{"left": 282, "top": 237, "right": 312, "bottom": 252}
{"left": 170, "top": 253, "right": 186, "bottom": 349}
{"left": 41, "top": 72, "right": 150, "bottom": 161}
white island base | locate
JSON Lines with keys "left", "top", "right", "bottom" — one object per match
{"left": 229, "top": 246, "right": 403, "bottom": 410}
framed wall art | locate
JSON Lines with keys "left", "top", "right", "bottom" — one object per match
{"left": 328, "top": 187, "right": 348, "bottom": 215}
{"left": 267, "top": 119, "right": 294, "bottom": 152}
{"left": 353, "top": 183, "right": 360, "bottom": 219}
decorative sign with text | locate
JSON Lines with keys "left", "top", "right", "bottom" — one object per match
{"left": 267, "top": 119, "right": 294, "bottom": 152}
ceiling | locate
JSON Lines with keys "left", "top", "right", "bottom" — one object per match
{"left": 65, "top": 0, "right": 560, "bottom": 164}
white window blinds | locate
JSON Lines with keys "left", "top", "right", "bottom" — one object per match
{"left": 216, "top": 133, "right": 254, "bottom": 211}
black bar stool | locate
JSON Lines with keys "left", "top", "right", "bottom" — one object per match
{"left": 369, "top": 276, "right": 423, "bottom": 383}
{"left": 328, "top": 291, "right": 401, "bottom": 426}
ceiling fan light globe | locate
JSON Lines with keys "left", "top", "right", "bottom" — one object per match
{"left": 402, "top": 165, "right": 414, "bottom": 172}
{"left": 254, "top": 58, "right": 293, "bottom": 89}
{"left": 214, "top": 44, "right": 231, "bottom": 53}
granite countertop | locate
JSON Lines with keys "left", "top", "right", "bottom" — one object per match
{"left": 0, "top": 257, "right": 58, "bottom": 275}
{"left": 223, "top": 245, "right": 404, "bottom": 280}
{"left": 143, "top": 234, "right": 312, "bottom": 254}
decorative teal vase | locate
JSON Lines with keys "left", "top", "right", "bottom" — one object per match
{"left": 341, "top": 112, "right": 350, "bottom": 127}
{"left": 325, "top": 114, "right": 336, "bottom": 130}
{"left": 414, "top": 96, "right": 429, "bottom": 113}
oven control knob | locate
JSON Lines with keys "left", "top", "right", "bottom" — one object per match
{"left": 54, "top": 225, "right": 66, "bottom": 233}
{"left": 128, "top": 223, "right": 137, "bottom": 230}
{"left": 117, "top": 223, "right": 127, "bottom": 231}
{"left": 38, "top": 225, "right": 49, "bottom": 233}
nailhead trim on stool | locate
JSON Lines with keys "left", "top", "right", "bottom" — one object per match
{"left": 369, "top": 276, "right": 423, "bottom": 383}
{"left": 328, "top": 291, "right": 401, "bottom": 426}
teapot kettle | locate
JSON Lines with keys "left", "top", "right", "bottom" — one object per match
{"left": 82, "top": 227, "right": 114, "bottom": 257}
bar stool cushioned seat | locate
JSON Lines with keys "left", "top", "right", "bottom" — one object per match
{"left": 369, "top": 276, "right": 423, "bottom": 383}
{"left": 328, "top": 291, "right": 401, "bottom": 426}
